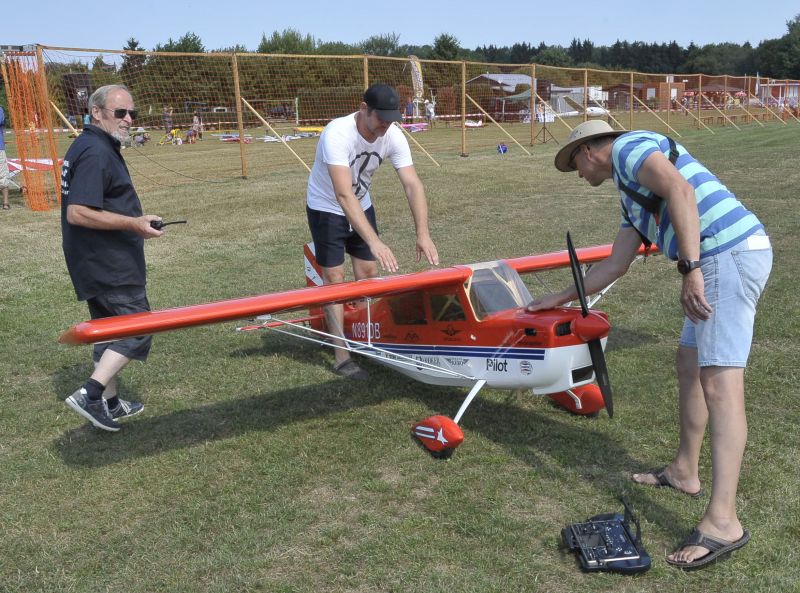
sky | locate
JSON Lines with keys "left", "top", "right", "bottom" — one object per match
{"left": 4, "top": 1, "right": 798, "bottom": 53}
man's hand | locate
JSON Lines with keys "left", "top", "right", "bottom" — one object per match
{"left": 415, "top": 234, "right": 439, "bottom": 266}
{"left": 368, "top": 238, "right": 398, "bottom": 273}
{"left": 135, "top": 215, "right": 164, "bottom": 239}
{"left": 526, "top": 292, "right": 569, "bottom": 312}
{"left": 680, "top": 269, "right": 712, "bottom": 323}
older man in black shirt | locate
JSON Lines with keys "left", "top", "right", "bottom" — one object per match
{"left": 62, "top": 84, "right": 164, "bottom": 432}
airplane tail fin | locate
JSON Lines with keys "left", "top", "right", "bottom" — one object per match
{"left": 304, "top": 242, "right": 324, "bottom": 287}
{"left": 304, "top": 242, "right": 325, "bottom": 330}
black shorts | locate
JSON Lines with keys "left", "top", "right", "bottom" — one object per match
{"left": 306, "top": 205, "right": 378, "bottom": 267}
{"left": 87, "top": 285, "right": 153, "bottom": 362}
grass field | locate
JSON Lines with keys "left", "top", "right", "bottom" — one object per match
{"left": 0, "top": 121, "right": 798, "bottom": 593}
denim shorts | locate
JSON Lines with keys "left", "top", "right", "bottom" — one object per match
{"left": 680, "top": 231, "right": 772, "bottom": 367}
{"left": 87, "top": 285, "right": 153, "bottom": 362}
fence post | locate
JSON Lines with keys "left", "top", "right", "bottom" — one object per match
{"left": 697, "top": 74, "right": 703, "bottom": 128}
{"left": 36, "top": 45, "right": 62, "bottom": 202}
{"left": 530, "top": 63, "right": 535, "bottom": 146}
{"left": 583, "top": 69, "right": 589, "bottom": 123}
{"left": 460, "top": 61, "right": 467, "bottom": 157}
{"left": 629, "top": 71, "right": 633, "bottom": 131}
{"left": 231, "top": 52, "right": 247, "bottom": 179}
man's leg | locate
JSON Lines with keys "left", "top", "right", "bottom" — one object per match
{"left": 668, "top": 366, "right": 747, "bottom": 564}
{"left": 322, "top": 256, "right": 378, "bottom": 370}
{"left": 91, "top": 349, "right": 132, "bottom": 386}
{"left": 320, "top": 264, "right": 350, "bottom": 367}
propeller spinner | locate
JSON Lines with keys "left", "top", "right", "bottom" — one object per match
{"left": 566, "top": 232, "right": 614, "bottom": 418}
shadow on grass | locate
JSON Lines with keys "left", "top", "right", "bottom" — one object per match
{"left": 54, "top": 355, "right": 689, "bottom": 540}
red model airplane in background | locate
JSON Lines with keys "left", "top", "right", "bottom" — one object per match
{"left": 60, "top": 234, "right": 652, "bottom": 458}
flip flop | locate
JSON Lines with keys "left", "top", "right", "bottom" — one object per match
{"left": 332, "top": 359, "right": 368, "bottom": 380}
{"left": 666, "top": 528, "right": 750, "bottom": 570}
{"left": 1, "top": 204, "right": 9, "bottom": 210}
{"left": 632, "top": 466, "right": 704, "bottom": 498}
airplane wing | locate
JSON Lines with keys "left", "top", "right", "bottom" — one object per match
{"left": 505, "top": 243, "right": 655, "bottom": 274}
{"left": 60, "top": 244, "right": 656, "bottom": 345}
{"left": 59, "top": 266, "right": 472, "bottom": 345}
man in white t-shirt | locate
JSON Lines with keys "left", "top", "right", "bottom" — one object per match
{"left": 306, "top": 83, "right": 439, "bottom": 378}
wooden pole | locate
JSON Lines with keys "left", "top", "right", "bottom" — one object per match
{"left": 241, "top": 98, "right": 311, "bottom": 173}
{"left": 629, "top": 71, "right": 634, "bottom": 131}
{"left": 583, "top": 69, "right": 589, "bottom": 123}
{"left": 535, "top": 92, "right": 573, "bottom": 131}
{"left": 699, "top": 93, "right": 740, "bottom": 130}
{"left": 466, "top": 94, "right": 531, "bottom": 155}
{"left": 697, "top": 75, "right": 702, "bottom": 127}
{"left": 632, "top": 95, "right": 682, "bottom": 137}
{"left": 231, "top": 53, "right": 248, "bottom": 178}
{"left": 673, "top": 98, "right": 715, "bottom": 133}
{"left": 724, "top": 92, "right": 768, "bottom": 126}
{"left": 50, "top": 101, "right": 80, "bottom": 135}
{"left": 460, "top": 61, "right": 467, "bottom": 156}
{"left": 363, "top": 56, "right": 369, "bottom": 90}
{"left": 530, "top": 63, "right": 535, "bottom": 147}
{"left": 36, "top": 45, "right": 62, "bottom": 203}
{"left": 395, "top": 123, "right": 440, "bottom": 167}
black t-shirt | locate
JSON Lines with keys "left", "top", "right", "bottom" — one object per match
{"left": 61, "top": 125, "right": 146, "bottom": 301}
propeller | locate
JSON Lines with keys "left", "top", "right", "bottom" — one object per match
{"left": 566, "top": 232, "right": 614, "bottom": 418}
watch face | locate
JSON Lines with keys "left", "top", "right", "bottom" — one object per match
{"left": 678, "top": 260, "right": 698, "bottom": 274}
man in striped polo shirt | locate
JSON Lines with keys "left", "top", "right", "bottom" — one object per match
{"left": 529, "top": 121, "right": 772, "bottom": 570}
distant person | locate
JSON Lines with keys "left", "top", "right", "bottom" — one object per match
{"left": 162, "top": 105, "right": 173, "bottom": 132}
{"left": 405, "top": 97, "right": 414, "bottom": 122}
{"left": 306, "top": 83, "right": 439, "bottom": 378}
{"left": 424, "top": 99, "right": 436, "bottom": 127}
{"left": 0, "top": 105, "right": 9, "bottom": 209}
{"left": 192, "top": 110, "right": 203, "bottom": 140}
{"left": 83, "top": 110, "right": 91, "bottom": 129}
{"left": 528, "top": 121, "right": 772, "bottom": 570}
{"left": 61, "top": 84, "right": 165, "bottom": 432}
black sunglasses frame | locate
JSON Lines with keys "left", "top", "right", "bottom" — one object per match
{"left": 102, "top": 107, "right": 138, "bottom": 120}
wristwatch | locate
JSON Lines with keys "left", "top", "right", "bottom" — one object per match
{"left": 677, "top": 259, "right": 701, "bottom": 275}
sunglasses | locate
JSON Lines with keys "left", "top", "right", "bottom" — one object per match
{"left": 102, "top": 107, "right": 138, "bottom": 119}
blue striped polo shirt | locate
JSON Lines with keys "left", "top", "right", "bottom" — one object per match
{"left": 611, "top": 131, "right": 763, "bottom": 260}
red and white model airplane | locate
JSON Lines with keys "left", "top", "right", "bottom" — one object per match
{"left": 60, "top": 234, "right": 651, "bottom": 458}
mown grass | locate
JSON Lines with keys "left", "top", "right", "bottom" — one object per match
{"left": 0, "top": 120, "right": 797, "bottom": 593}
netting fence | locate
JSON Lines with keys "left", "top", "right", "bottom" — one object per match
{"left": 2, "top": 45, "right": 798, "bottom": 208}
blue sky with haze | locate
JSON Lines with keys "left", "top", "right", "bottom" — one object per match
{"left": 6, "top": 1, "right": 797, "bottom": 52}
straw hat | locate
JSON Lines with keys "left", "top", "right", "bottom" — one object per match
{"left": 554, "top": 120, "right": 625, "bottom": 172}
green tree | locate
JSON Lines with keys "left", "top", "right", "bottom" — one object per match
{"left": 755, "top": 14, "right": 800, "bottom": 78}
{"left": 90, "top": 55, "right": 119, "bottom": 88}
{"left": 534, "top": 46, "right": 572, "bottom": 67}
{"left": 317, "top": 41, "right": 360, "bottom": 55}
{"left": 119, "top": 38, "right": 146, "bottom": 91}
{"left": 431, "top": 34, "right": 461, "bottom": 61}
{"left": 154, "top": 32, "right": 205, "bottom": 53}
{"left": 257, "top": 29, "right": 316, "bottom": 54}
{"left": 360, "top": 33, "right": 401, "bottom": 56}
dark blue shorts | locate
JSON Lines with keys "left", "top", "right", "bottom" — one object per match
{"left": 87, "top": 285, "right": 152, "bottom": 362}
{"left": 306, "top": 205, "right": 378, "bottom": 267}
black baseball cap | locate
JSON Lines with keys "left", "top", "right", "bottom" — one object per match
{"left": 363, "top": 84, "right": 402, "bottom": 123}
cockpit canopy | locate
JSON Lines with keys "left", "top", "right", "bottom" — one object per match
{"left": 465, "top": 261, "right": 533, "bottom": 320}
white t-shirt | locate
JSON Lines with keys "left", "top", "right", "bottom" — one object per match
{"left": 306, "top": 113, "right": 413, "bottom": 215}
